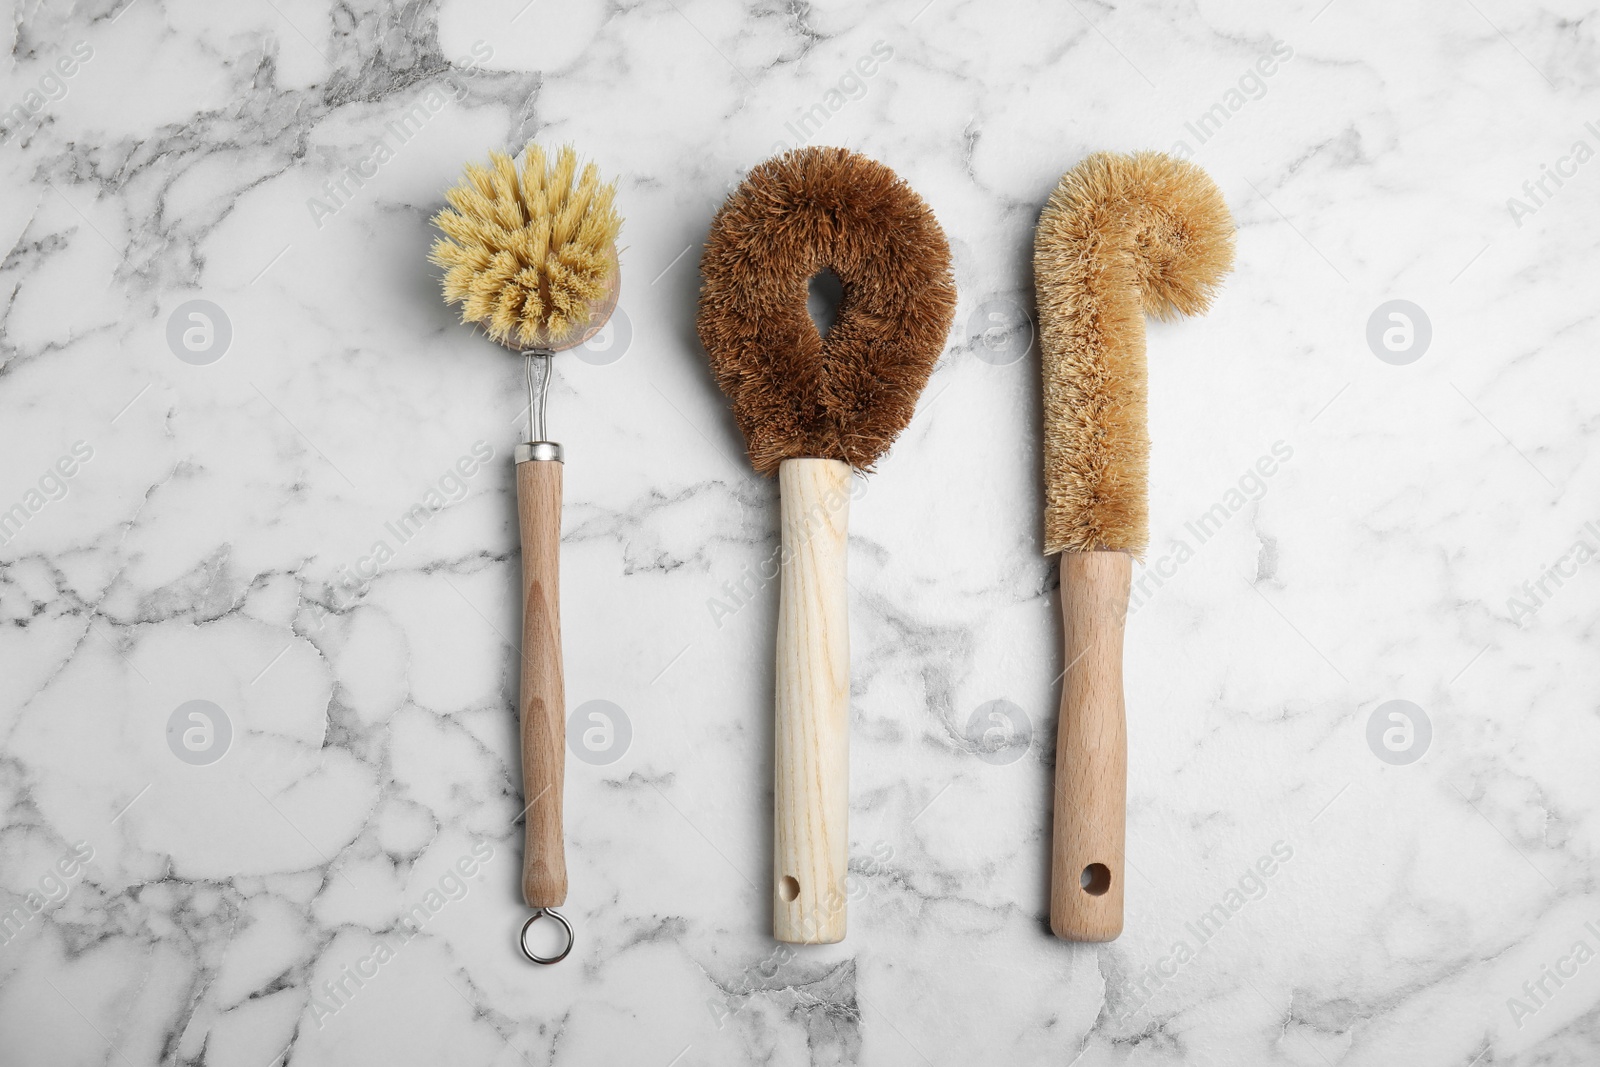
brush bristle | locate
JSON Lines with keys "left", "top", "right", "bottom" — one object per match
{"left": 430, "top": 144, "right": 622, "bottom": 350}
{"left": 696, "top": 147, "right": 957, "bottom": 475}
{"left": 1035, "top": 152, "right": 1235, "bottom": 556}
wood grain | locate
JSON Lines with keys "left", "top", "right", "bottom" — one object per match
{"left": 518, "top": 458, "right": 567, "bottom": 908}
{"left": 773, "top": 458, "right": 852, "bottom": 944}
{"left": 1050, "top": 549, "right": 1129, "bottom": 941}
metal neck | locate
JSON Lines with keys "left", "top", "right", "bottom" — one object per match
{"left": 520, "top": 350, "right": 561, "bottom": 463}
{"left": 524, "top": 349, "right": 554, "bottom": 443}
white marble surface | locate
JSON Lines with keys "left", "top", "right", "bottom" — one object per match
{"left": 1, "top": 0, "right": 1597, "bottom": 1064}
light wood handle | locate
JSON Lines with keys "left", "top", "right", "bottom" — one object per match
{"left": 773, "top": 458, "right": 852, "bottom": 944}
{"left": 1050, "top": 549, "right": 1129, "bottom": 941}
{"left": 517, "top": 458, "right": 566, "bottom": 908}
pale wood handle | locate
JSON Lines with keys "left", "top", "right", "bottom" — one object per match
{"left": 517, "top": 458, "right": 566, "bottom": 908}
{"left": 773, "top": 458, "right": 852, "bottom": 944}
{"left": 1050, "top": 550, "right": 1129, "bottom": 941}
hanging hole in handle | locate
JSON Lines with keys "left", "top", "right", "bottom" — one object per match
{"left": 806, "top": 269, "right": 844, "bottom": 338}
{"left": 778, "top": 876, "right": 800, "bottom": 902}
{"left": 1080, "top": 863, "right": 1111, "bottom": 896}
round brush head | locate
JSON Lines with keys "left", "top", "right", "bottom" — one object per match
{"left": 1035, "top": 151, "right": 1235, "bottom": 556}
{"left": 697, "top": 147, "right": 957, "bottom": 475}
{"left": 431, "top": 144, "right": 623, "bottom": 352}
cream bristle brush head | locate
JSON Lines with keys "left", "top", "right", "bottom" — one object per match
{"left": 430, "top": 143, "right": 625, "bottom": 966}
{"left": 1034, "top": 151, "right": 1234, "bottom": 943}
{"left": 431, "top": 143, "right": 623, "bottom": 352}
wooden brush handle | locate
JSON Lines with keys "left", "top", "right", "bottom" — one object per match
{"left": 518, "top": 456, "right": 566, "bottom": 908}
{"left": 1050, "top": 550, "right": 1129, "bottom": 941}
{"left": 773, "top": 458, "right": 852, "bottom": 944}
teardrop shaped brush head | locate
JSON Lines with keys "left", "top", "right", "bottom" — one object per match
{"left": 696, "top": 146, "right": 957, "bottom": 475}
{"left": 1035, "top": 151, "right": 1235, "bottom": 556}
{"left": 431, "top": 143, "right": 623, "bottom": 352}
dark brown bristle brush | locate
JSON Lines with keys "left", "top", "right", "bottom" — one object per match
{"left": 1035, "top": 151, "right": 1234, "bottom": 941}
{"left": 698, "top": 146, "right": 957, "bottom": 943}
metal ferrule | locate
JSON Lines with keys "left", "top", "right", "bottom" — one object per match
{"left": 516, "top": 441, "right": 562, "bottom": 463}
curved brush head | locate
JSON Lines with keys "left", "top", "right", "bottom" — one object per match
{"left": 431, "top": 144, "right": 623, "bottom": 353}
{"left": 1035, "top": 151, "right": 1235, "bottom": 556}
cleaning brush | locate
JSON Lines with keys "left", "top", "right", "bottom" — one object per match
{"left": 433, "top": 144, "right": 621, "bottom": 349}
{"left": 430, "top": 143, "right": 622, "bottom": 963}
{"left": 1035, "top": 151, "right": 1234, "bottom": 941}
{"left": 698, "top": 146, "right": 957, "bottom": 943}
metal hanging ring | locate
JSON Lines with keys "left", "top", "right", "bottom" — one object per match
{"left": 518, "top": 908, "right": 574, "bottom": 965}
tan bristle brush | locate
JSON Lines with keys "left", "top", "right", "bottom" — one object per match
{"left": 698, "top": 147, "right": 957, "bottom": 943}
{"left": 430, "top": 143, "right": 622, "bottom": 964}
{"left": 1035, "top": 151, "right": 1234, "bottom": 942}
